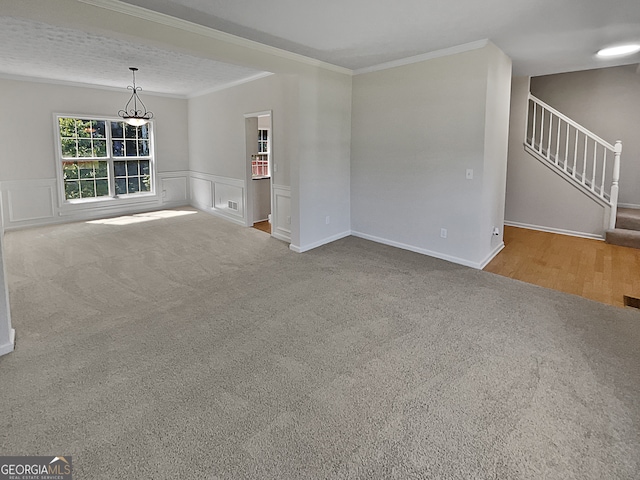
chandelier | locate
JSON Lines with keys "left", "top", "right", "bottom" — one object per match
{"left": 118, "top": 67, "right": 153, "bottom": 126}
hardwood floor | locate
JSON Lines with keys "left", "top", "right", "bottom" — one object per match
{"left": 484, "top": 226, "right": 640, "bottom": 308}
{"left": 253, "top": 220, "right": 271, "bottom": 234}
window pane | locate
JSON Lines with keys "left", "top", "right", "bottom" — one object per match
{"left": 59, "top": 118, "right": 76, "bottom": 137}
{"left": 111, "top": 122, "right": 123, "bottom": 139}
{"left": 95, "top": 179, "right": 109, "bottom": 196}
{"left": 139, "top": 124, "right": 149, "bottom": 139}
{"left": 78, "top": 162, "right": 95, "bottom": 179}
{"left": 139, "top": 140, "right": 149, "bottom": 156}
{"left": 115, "top": 178, "right": 126, "bottom": 195}
{"left": 77, "top": 139, "right": 93, "bottom": 157}
{"left": 125, "top": 124, "right": 137, "bottom": 139}
{"left": 77, "top": 119, "right": 92, "bottom": 138}
{"left": 93, "top": 140, "right": 107, "bottom": 157}
{"left": 61, "top": 139, "right": 77, "bottom": 158}
{"left": 141, "top": 175, "right": 151, "bottom": 192}
{"left": 95, "top": 161, "right": 108, "bottom": 178}
{"left": 140, "top": 160, "right": 150, "bottom": 175}
{"left": 125, "top": 140, "right": 137, "bottom": 156}
{"left": 114, "top": 161, "right": 126, "bottom": 177}
{"left": 92, "top": 120, "right": 106, "bottom": 138}
{"left": 64, "top": 181, "right": 80, "bottom": 200}
{"left": 63, "top": 162, "right": 79, "bottom": 180}
{"left": 127, "top": 178, "right": 140, "bottom": 194}
{"left": 113, "top": 140, "right": 124, "bottom": 157}
{"left": 80, "top": 179, "right": 95, "bottom": 198}
{"left": 127, "top": 160, "right": 139, "bottom": 176}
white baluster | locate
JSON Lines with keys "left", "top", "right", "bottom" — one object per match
{"left": 591, "top": 141, "right": 597, "bottom": 192}
{"left": 582, "top": 135, "right": 588, "bottom": 186}
{"left": 547, "top": 113, "right": 553, "bottom": 160}
{"left": 600, "top": 149, "right": 607, "bottom": 198}
{"left": 531, "top": 101, "right": 536, "bottom": 148}
{"left": 564, "top": 122, "right": 569, "bottom": 172}
{"left": 539, "top": 108, "right": 545, "bottom": 154}
{"left": 609, "top": 140, "right": 622, "bottom": 230}
{"left": 573, "top": 130, "right": 578, "bottom": 177}
{"left": 555, "top": 117, "right": 561, "bottom": 166}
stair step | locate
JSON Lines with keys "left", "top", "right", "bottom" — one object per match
{"left": 606, "top": 228, "right": 640, "bottom": 249}
{"left": 616, "top": 208, "right": 640, "bottom": 231}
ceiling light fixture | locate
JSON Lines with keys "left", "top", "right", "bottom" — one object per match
{"left": 118, "top": 67, "right": 153, "bottom": 126}
{"left": 596, "top": 44, "right": 640, "bottom": 58}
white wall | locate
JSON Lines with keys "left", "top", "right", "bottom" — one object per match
{"left": 0, "top": 78, "right": 190, "bottom": 229}
{"left": 504, "top": 76, "right": 607, "bottom": 239}
{"left": 530, "top": 65, "right": 640, "bottom": 208}
{"left": 350, "top": 43, "right": 511, "bottom": 268}
{"left": 0, "top": 224, "right": 14, "bottom": 356}
{"left": 188, "top": 74, "right": 296, "bottom": 236}
{"left": 294, "top": 71, "right": 352, "bottom": 251}
{"left": 481, "top": 44, "right": 513, "bottom": 259}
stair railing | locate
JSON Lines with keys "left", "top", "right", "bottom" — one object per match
{"left": 525, "top": 93, "right": 622, "bottom": 229}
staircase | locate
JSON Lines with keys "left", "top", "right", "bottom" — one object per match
{"left": 525, "top": 93, "right": 623, "bottom": 233}
{"left": 607, "top": 208, "right": 640, "bottom": 249}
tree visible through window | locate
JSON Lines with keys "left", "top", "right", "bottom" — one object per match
{"left": 57, "top": 116, "right": 153, "bottom": 201}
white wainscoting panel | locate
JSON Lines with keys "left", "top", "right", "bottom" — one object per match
{"left": 190, "top": 172, "right": 246, "bottom": 226}
{"left": 0, "top": 179, "right": 56, "bottom": 228}
{"left": 272, "top": 184, "right": 291, "bottom": 242}
{"left": 159, "top": 171, "right": 189, "bottom": 206}
{"left": 190, "top": 176, "right": 213, "bottom": 208}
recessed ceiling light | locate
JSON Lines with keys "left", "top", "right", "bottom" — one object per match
{"left": 596, "top": 44, "right": 640, "bottom": 58}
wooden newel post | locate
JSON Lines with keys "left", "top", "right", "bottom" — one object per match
{"left": 609, "top": 140, "right": 622, "bottom": 230}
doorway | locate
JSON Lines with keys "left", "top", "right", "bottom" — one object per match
{"left": 244, "top": 111, "right": 272, "bottom": 234}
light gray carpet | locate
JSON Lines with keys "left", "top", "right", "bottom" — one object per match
{"left": 1, "top": 208, "right": 639, "bottom": 479}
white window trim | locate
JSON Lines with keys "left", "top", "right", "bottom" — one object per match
{"left": 53, "top": 113, "right": 157, "bottom": 212}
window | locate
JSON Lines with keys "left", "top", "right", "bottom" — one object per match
{"left": 57, "top": 116, "right": 154, "bottom": 202}
{"left": 252, "top": 129, "right": 269, "bottom": 178}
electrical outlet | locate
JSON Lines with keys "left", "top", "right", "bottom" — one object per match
{"left": 492, "top": 226, "right": 500, "bottom": 236}
{"left": 325, "top": 216, "right": 330, "bottom": 225}
{"left": 440, "top": 228, "right": 447, "bottom": 238}
{"left": 273, "top": 164, "right": 278, "bottom": 173}
{"left": 287, "top": 215, "right": 291, "bottom": 225}
{"left": 466, "top": 169, "right": 473, "bottom": 180}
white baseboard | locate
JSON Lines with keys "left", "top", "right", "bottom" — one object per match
{"left": 0, "top": 328, "right": 15, "bottom": 357}
{"left": 479, "top": 242, "right": 505, "bottom": 270}
{"left": 192, "top": 203, "right": 247, "bottom": 227}
{"left": 351, "top": 230, "right": 486, "bottom": 269}
{"left": 289, "top": 230, "right": 351, "bottom": 253}
{"left": 504, "top": 221, "right": 604, "bottom": 240}
{"left": 618, "top": 203, "right": 640, "bottom": 210}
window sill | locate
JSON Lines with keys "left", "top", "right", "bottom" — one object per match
{"left": 60, "top": 192, "right": 158, "bottom": 215}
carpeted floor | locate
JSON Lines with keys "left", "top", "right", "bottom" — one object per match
{"left": 1, "top": 208, "right": 639, "bottom": 479}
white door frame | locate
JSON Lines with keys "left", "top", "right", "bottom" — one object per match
{"left": 243, "top": 110, "right": 273, "bottom": 232}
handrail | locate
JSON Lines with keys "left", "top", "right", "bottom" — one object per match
{"left": 527, "top": 93, "right": 615, "bottom": 150}
{"left": 525, "top": 93, "right": 622, "bottom": 230}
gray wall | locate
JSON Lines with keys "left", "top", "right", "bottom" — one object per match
{"left": 0, "top": 226, "right": 13, "bottom": 356}
{"left": 351, "top": 43, "right": 511, "bottom": 268}
{"left": 531, "top": 65, "right": 640, "bottom": 208}
{"left": 504, "top": 76, "right": 607, "bottom": 238}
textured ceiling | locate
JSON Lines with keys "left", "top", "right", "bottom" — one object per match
{"left": 0, "top": 16, "right": 268, "bottom": 97}
{"left": 120, "top": 0, "right": 640, "bottom": 75}
{"left": 1, "top": 0, "right": 639, "bottom": 96}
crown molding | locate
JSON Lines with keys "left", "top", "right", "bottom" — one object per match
{"left": 0, "top": 72, "right": 188, "bottom": 98}
{"left": 188, "top": 72, "right": 274, "bottom": 98}
{"left": 0, "top": 71, "right": 275, "bottom": 98}
{"left": 353, "top": 39, "right": 490, "bottom": 75}
{"left": 77, "top": 0, "right": 353, "bottom": 75}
